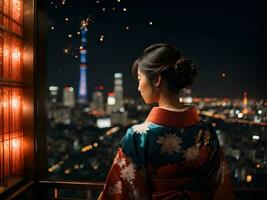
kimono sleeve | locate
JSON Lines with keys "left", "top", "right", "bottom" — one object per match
{"left": 120, "top": 127, "right": 148, "bottom": 167}
{"left": 98, "top": 128, "right": 150, "bottom": 200}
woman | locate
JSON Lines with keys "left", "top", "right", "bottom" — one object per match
{"left": 98, "top": 43, "right": 234, "bottom": 200}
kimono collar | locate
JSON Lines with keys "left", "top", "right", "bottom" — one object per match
{"left": 146, "top": 106, "right": 200, "bottom": 128}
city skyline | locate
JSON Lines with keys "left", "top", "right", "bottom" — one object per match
{"left": 46, "top": 0, "right": 265, "bottom": 99}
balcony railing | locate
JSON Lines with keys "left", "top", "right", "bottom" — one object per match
{"left": 39, "top": 180, "right": 104, "bottom": 200}
{"left": 37, "top": 180, "right": 267, "bottom": 200}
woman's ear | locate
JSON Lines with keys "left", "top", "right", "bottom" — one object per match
{"left": 154, "top": 75, "right": 161, "bottom": 88}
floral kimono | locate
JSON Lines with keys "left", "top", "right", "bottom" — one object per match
{"left": 98, "top": 107, "right": 234, "bottom": 200}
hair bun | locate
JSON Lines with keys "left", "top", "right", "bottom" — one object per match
{"left": 174, "top": 57, "right": 197, "bottom": 89}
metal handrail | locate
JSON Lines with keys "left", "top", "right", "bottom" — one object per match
{"left": 39, "top": 180, "right": 104, "bottom": 190}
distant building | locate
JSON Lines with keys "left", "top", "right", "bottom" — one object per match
{"left": 110, "top": 111, "right": 128, "bottom": 126}
{"left": 105, "top": 73, "right": 128, "bottom": 125}
{"left": 106, "top": 92, "right": 115, "bottom": 114}
{"left": 48, "top": 105, "right": 72, "bottom": 125}
{"left": 48, "top": 85, "right": 59, "bottom": 103}
{"left": 96, "top": 117, "right": 111, "bottom": 128}
{"left": 91, "top": 86, "right": 104, "bottom": 112}
{"left": 113, "top": 73, "right": 124, "bottom": 111}
{"left": 63, "top": 86, "right": 75, "bottom": 108}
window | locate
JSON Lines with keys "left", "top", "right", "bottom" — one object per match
{"left": 0, "top": 0, "right": 24, "bottom": 187}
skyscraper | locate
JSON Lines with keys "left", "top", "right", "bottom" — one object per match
{"left": 113, "top": 73, "right": 124, "bottom": 111}
{"left": 48, "top": 85, "right": 59, "bottom": 103}
{"left": 78, "top": 19, "right": 88, "bottom": 105}
{"left": 91, "top": 86, "right": 104, "bottom": 112}
{"left": 106, "top": 92, "right": 115, "bottom": 115}
{"left": 110, "top": 73, "right": 128, "bottom": 125}
{"left": 63, "top": 86, "right": 75, "bottom": 108}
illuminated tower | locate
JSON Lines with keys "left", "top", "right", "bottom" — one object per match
{"left": 243, "top": 92, "right": 248, "bottom": 107}
{"left": 78, "top": 19, "right": 89, "bottom": 105}
{"left": 242, "top": 92, "right": 249, "bottom": 114}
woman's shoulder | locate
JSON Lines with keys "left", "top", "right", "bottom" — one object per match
{"left": 129, "top": 120, "right": 162, "bottom": 135}
{"left": 121, "top": 121, "right": 161, "bottom": 146}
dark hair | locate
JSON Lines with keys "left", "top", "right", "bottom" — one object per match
{"left": 132, "top": 43, "right": 197, "bottom": 93}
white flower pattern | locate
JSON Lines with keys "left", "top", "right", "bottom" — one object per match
{"left": 132, "top": 121, "right": 152, "bottom": 134}
{"left": 108, "top": 181, "right": 122, "bottom": 196}
{"left": 114, "top": 157, "right": 126, "bottom": 168}
{"left": 120, "top": 163, "right": 136, "bottom": 182}
{"left": 156, "top": 133, "right": 182, "bottom": 155}
{"left": 184, "top": 145, "right": 200, "bottom": 162}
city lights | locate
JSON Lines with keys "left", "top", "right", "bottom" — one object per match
{"left": 63, "top": 48, "right": 69, "bottom": 54}
{"left": 99, "top": 34, "right": 104, "bottom": 42}
{"left": 237, "top": 113, "right": 243, "bottom": 119}
{"left": 81, "top": 145, "right": 93, "bottom": 152}
{"left": 252, "top": 135, "right": 260, "bottom": 140}
{"left": 49, "top": 86, "right": 59, "bottom": 91}
{"left": 258, "top": 110, "right": 263, "bottom": 115}
{"left": 93, "top": 142, "right": 99, "bottom": 147}
{"left": 246, "top": 175, "right": 252, "bottom": 182}
{"left": 105, "top": 126, "right": 120, "bottom": 136}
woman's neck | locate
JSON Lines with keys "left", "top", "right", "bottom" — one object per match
{"left": 158, "top": 93, "right": 186, "bottom": 109}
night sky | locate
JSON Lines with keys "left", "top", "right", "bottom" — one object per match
{"left": 46, "top": 0, "right": 266, "bottom": 99}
